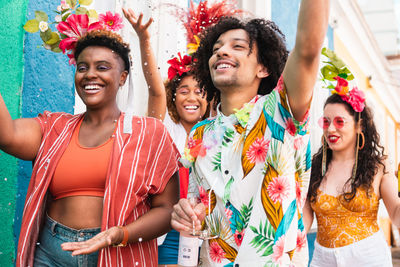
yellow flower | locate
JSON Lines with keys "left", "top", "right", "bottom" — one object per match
{"left": 233, "top": 103, "right": 254, "bottom": 127}
{"left": 187, "top": 35, "right": 200, "bottom": 54}
{"left": 181, "top": 147, "right": 195, "bottom": 168}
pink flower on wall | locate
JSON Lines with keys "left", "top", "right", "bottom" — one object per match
{"left": 272, "top": 236, "right": 285, "bottom": 264}
{"left": 56, "top": 14, "right": 102, "bottom": 53}
{"left": 209, "top": 242, "right": 225, "bottom": 263}
{"left": 234, "top": 229, "right": 245, "bottom": 246}
{"left": 267, "top": 176, "right": 291, "bottom": 204}
{"left": 246, "top": 137, "right": 270, "bottom": 163}
{"left": 296, "top": 230, "right": 307, "bottom": 252}
{"left": 99, "top": 11, "right": 123, "bottom": 31}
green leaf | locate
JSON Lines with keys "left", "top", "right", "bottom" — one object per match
{"left": 62, "top": 9, "right": 72, "bottom": 21}
{"left": 250, "top": 225, "right": 257, "bottom": 233}
{"left": 50, "top": 42, "right": 62, "bottom": 53}
{"left": 222, "top": 128, "right": 235, "bottom": 147}
{"left": 45, "top": 32, "right": 60, "bottom": 45}
{"left": 40, "top": 28, "right": 52, "bottom": 42}
{"left": 212, "top": 152, "right": 222, "bottom": 172}
{"left": 76, "top": 7, "right": 88, "bottom": 15}
{"left": 87, "top": 9, "right": 98, "bottom": 19}
{"left": 262, "top": 245, "right": 273, "bottom": 257}
{"left": 67, "top": 0, "right": 77, "bottom": 8}
{"left": 79, "top": 0, "right": 93, "bottom": 5}
{"left": 35, "top": 11, "right": 48, "bottom": 22}
{"left": 23, "top": 19, "right": 39, "bottom": 33}
{"left": 320, "top": 65, "right": 338, "bottom": 81}
{"left": 321, "top": 47, "right": 346, "bottom": 69}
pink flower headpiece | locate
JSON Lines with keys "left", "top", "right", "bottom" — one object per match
{"left": 332, "top": 76, "right": 365, "bottom": 112}
{"left": 23, "top": 0, "right": 124, "bottom": 65}
{"left": 167, "top": 53, "right": 192, "bottom": 80}
{"left": 320, "top": 48, "right": 365, "bottom": 112}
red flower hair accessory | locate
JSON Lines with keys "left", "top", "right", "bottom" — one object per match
{"left": 167, "top": 53, "right": 192, "bottom": 80}
{"left": 320, "top": 48, "right": 365, "bottom": 112}
{"left": 23, "top": 0, "right": 124, "bottom": 65}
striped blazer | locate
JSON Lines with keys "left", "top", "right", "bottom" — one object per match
{"left": 17, "top": 111, "right": 180, "bottom": 267}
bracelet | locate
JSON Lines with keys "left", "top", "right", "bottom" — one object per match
{"left": 113, "top": 226, "right": 129, "bottom": 247}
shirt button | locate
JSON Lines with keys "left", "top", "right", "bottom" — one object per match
{"left": 224, "top": 170, "right": 229, "bottom": 175}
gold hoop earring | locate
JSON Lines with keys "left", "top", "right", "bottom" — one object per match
{"left": 322, "top": 136, "right": 327, "bottom": 177}
{"left": 351, "top": 113, "right": 363, "bottom": 180}
{"left": 358, "top": 132, "right": 365, "bottom": 150}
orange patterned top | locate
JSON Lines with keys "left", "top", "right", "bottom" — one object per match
{"left": 311, "top": 187, "right": 379, "bottom": 248}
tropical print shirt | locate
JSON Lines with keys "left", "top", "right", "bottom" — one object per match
{"left": 182, "top": 77, "right": 311, "bottom": 266}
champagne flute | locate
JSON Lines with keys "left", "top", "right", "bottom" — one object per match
{"left": 187, "top": 188, "right": 218, "bottom": 240}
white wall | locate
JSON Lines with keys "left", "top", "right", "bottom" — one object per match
{"left": 75, "top": 0, "right": 188, "bottom": 116}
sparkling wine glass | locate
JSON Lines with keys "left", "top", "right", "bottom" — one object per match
{"left": 187, "top": 191, "right": 218, "bottom": 240}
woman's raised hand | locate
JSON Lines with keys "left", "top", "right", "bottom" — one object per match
{"left": 122, "top": 8, "right": 153, "bottom": 41}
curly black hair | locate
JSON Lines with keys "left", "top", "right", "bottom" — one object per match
{"left": 308, "top": 94, "right": 387, "bottom": 202}
{"left": 192, "top": 16, "right": 288, "bottom": 104}
{"left": 74, "top": 29, "right": 130, "bottom": 72}
{"left": 165, "top": 71, "right": 210, "bottom": 123}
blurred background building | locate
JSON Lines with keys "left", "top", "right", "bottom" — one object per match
{"left": 0, "top": 0, "right": 399, "bottom": 265}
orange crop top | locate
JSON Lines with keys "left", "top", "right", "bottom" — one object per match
{"left": 311, "top": 187, "right": 379, "bottom": 248}
{"left": 50, "top": 119, "right": 115, "bottom": 200}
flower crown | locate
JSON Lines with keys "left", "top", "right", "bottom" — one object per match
{"left": 167, "top": 53, "right": 192, "bottom": 81}
{"left": 23, "top": 0, "right": 124, "bottom": 65}
{"left": 320, "top": 47, "right": 365, "bottom": 112}
{"left": 166, "top": 0, "right": 242, "bottom": 81}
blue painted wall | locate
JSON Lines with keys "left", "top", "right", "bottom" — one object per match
{"left": 271, "top": 0, "right": 334, "bottom": 52}
{"left": 14, "top": 0, "right": 75, "bottom": 258}
{"left": 271, "top": 0, "right": 301, "bottom": 51}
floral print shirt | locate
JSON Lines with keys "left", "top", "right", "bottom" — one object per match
{"left": 182, "top": 77, "right": 311, "bottom": 266}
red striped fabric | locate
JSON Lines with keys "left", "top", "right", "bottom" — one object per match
{"left": 17, "top": 111, "right": 180, "bottom": 267}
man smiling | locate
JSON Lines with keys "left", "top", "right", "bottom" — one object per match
{"left": 171, "top": 0, "right": 330, "bottom": 266}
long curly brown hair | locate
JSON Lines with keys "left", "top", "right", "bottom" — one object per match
{"left": 308, "top": 94, "right": 387, "bottom": 202}
{"left": 192, "top": 16, "right": 288, "bottom": 104}
{"left": 165, "top": 72, "right": 210, "bottom": 124}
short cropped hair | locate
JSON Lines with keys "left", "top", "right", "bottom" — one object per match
{"left": 74, "top": 29, "right": 131, "bottom": 72}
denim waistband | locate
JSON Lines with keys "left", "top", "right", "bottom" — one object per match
{"left": 45, "top": 215, "right": 101, "bottom": 241}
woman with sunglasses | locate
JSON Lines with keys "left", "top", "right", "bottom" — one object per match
{"left": 303, "top": 53, "right": 400, "bottom": 266}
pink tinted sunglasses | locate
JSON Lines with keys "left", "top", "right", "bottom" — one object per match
{"left": 318, "top": 116, "right": 347, "bottom": 129}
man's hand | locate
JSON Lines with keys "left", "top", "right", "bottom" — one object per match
{"left": 171, "top": 198, "right": 206, "bottom": 233}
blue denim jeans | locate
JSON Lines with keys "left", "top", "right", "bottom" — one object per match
{"left": 34, "top": 215, "right": 101, "bottom": 267}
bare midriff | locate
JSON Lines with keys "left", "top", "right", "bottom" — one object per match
{"left": 48, "top": 196, "right": 103, "bottom": 229}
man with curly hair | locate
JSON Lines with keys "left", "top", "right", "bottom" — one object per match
{"left": 172, "top": 1, "right": 330, "bottom": 266}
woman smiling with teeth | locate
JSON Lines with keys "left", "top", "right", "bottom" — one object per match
{"left": 0, "top": 28, "right": 180, "bottom": 267}
{"left": 304, "top": 51, "right": 400, "bottom": 266}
